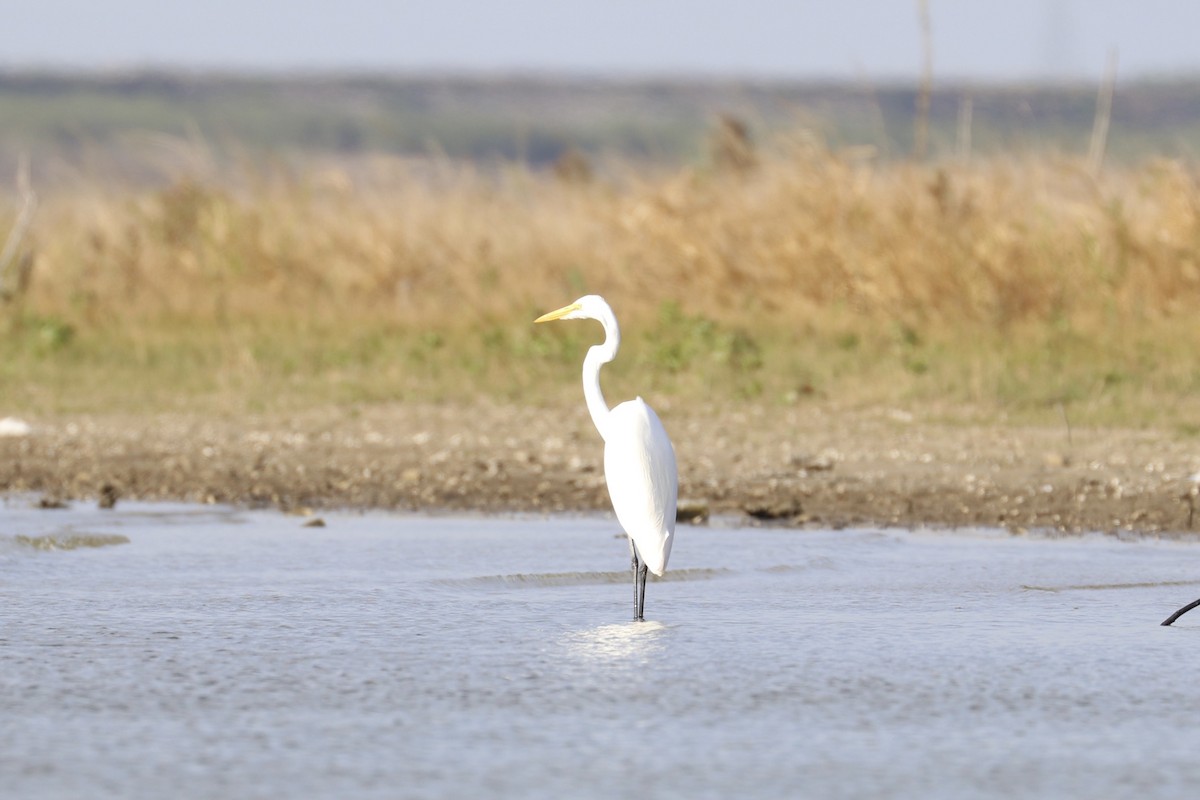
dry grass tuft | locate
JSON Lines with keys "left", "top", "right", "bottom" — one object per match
{"left": 5, "top": 141, "right": 1200, "bottom": 419}
{"left": 17, "top": 145, "right": 1200, "bottom": 333}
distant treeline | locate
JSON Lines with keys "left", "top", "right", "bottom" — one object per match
{"left": 2, "top": 71, "right": 1199, "bottom": 172}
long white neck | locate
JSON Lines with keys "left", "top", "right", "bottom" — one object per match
{"left": 582, "top": 306, "right": 620, "bottom": 440}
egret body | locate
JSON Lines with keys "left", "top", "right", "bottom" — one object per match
{"left": 535, "top": 295, "right": 678, "bottom": 621}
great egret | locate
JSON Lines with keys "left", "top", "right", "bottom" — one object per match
{"left": 535, "top": 295, "right": 678, "bottom": 621}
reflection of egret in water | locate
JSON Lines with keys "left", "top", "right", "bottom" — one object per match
{"left": 567, "top": 621, "right": 668, "bottom": 662}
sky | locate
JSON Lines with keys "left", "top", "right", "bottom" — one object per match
{"left": 3, "top": 0, "right": 1199, "bottom": 83}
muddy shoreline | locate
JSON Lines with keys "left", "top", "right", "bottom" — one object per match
{"left": 3, "top": 402, "right": 1199, "bottom": 536}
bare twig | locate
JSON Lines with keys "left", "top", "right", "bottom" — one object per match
{"left": 913, "top": 0, "right": 933, "bottom": 160}
{"left": 1162, "top": 598, "right": 1200, "bottom": 626}
{"left": 1087, "top": 48, "right": 1118, "bottom": 178}
{"left": 0, "top": 155, "right": 37, "bottom": 302}
{"left": 1057, "top": 401, "right": 1073, "bottom": 448}
{"left": 957, "top": 94, "right": 973, "bottom": 162}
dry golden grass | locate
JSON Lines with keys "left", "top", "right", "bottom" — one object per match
{"left": 5, "top": 140, "right": 1200, "bottom": 421}
{"left": 17, "top": 143, "right": 1200, "bottom": 329}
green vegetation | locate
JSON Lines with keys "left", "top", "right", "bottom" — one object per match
{"left": 5, "top": 307, "right": 1200, "bottom": 430}
{"left": 3, "top": 73, "right": 1200, "bottom": 428}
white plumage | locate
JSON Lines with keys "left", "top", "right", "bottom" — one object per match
{"left": 535, "top": 295, "right": 679, "bottom": 619}
{"left": 603, "top": 398, "right": 677, "bottom": 576}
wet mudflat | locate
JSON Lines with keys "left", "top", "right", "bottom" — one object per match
{"left": 4, "top": 501, "right": 1200, "bottom": 798}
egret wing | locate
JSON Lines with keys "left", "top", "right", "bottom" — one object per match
{"left": 603, "top": 398, "right": 678, "bottom": 575}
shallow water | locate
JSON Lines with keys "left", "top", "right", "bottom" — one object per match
{"left": 4, "top": 501, "right": 1200, "bottom": 799}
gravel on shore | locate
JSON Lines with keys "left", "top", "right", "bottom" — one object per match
{"left": 3, "top": 402, "right": 1199, "bottom": 536}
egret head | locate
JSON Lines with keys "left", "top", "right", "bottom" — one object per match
{"left": 534, "top": 295, "right": 612, "bottom": 324}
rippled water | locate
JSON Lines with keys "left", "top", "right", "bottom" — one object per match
{"left": 5, "top": 500, "right": 1200, "bottom": 799}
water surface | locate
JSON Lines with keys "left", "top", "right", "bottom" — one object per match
{"left": 4, "top": 501, "right": 1200, "bottom": 798}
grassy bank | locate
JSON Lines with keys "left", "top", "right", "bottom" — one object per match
{"left": 4, "top": 143, "right": 1200, "bottom": 428}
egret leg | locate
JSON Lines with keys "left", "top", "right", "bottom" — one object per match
{"left": 631, "top": 553, "right": 640, "bottom": 620}
{"left": 1162, "top": 598, "right": 1200, "bottom": 626}
{"left": 636, "top": 560, "right": 649, "bottom": 622}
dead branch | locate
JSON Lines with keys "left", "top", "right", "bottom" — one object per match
{"left": 0, "top": 155, "right": 37, "bottom": 303}
{"left": 1087, "top": 48, "right": 1119, "bottom": 178}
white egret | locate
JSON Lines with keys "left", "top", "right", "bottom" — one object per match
{"left": 535, "top": 295, "right": 678, "bottom": 621}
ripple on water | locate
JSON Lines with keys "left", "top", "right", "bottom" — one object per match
{"left": 436, "top": 566, "right": 732, "bottom": 588}
{"left": 1022, "top": 579, "right": 1200, "bottom": 593}
{"left": 12, "top": 533, "right": 131, "bottom": 551}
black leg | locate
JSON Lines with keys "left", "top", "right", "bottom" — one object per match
{"left": 631, "top": 552, "right": 640, "bottom": 621}
{"left": 636, "top": 561, "right": 649, "bottom": 622}
{"left": 1162, "top": 598, "right": 1200, "bottom": 626}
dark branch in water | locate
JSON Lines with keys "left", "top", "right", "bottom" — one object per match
{"left": 1161, "top": 598, "right": 1200, "bottom": 627}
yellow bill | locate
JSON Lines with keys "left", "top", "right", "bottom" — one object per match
{"left": 534, "top": 302, "right": 581, "bottom": 323}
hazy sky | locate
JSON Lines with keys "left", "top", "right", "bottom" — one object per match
{"left": 4, "top": 0, "right": 1199, "bottom": 82}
